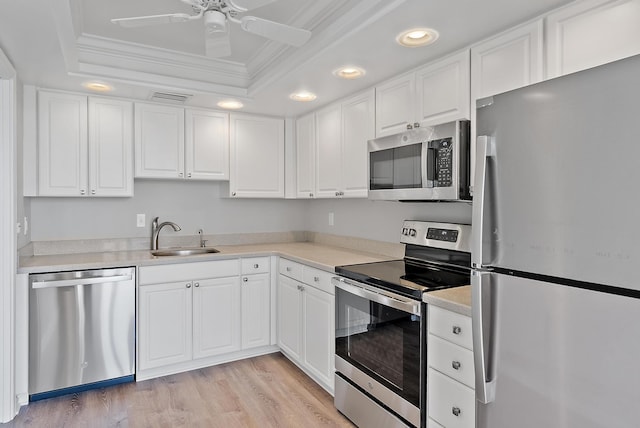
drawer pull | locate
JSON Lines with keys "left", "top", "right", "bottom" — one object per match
{"left": 286, "top": 267, "right": 292, "bottom": 272}
{"left": 452, "top": 360, "right": 461, "bottom": 370}
{"left": 452, "top": 325, "right": 462, "bottom": 335}
{"left": 313, "top": 276, "right": 320, "bottom": 282}
{"left": 452, "top": 407, "right": 461, "bottom": 417}
{"left": 254, "top": 263, "right": 259, "bottom": 269}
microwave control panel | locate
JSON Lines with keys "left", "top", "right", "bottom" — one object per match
{"left": 433, "top": 138, "right": 453, "bottom": 187}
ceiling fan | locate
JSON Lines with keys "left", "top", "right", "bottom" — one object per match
{"left": 110, "top": 0, "right": 312, "bottom": 58}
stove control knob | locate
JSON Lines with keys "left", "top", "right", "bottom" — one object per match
{"left": 402, "top": 228, "right": 408, "bottom": 235}
{"left": 409, "top": 228, "right": 417, "bottom": 237}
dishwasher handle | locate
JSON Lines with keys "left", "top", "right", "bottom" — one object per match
{"left": 32, "top": 274, "right": 133, "bottom": 289}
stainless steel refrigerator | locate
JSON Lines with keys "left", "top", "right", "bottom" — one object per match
{"left": 472, "top": 54, "right": 640, "bottom": 428}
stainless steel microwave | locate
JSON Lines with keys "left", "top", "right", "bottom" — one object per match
{"left": 367, "top": 120, "right": 470, "bottom": 201}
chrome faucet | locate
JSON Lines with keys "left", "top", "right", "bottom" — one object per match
{"left": 151, "top": 217, "right": 181, "bottom": 250}
{"left": 198, "top": 229, "right": 208, "bottom": 248}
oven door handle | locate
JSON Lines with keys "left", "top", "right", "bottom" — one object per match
{"left": 332, "top": 277, "right": 421, "bottom": 316}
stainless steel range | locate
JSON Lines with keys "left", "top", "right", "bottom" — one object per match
{"left": 332, "top": 221, "right": 471, "bottom": 428}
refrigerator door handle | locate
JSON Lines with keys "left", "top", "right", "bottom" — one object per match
{"left": 472, "top": 270, "right": 496, "bottom": 404}
{"left": 471, "top": 135, "right": 494, "bottom": 268}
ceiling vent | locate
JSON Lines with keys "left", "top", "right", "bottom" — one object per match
{"left": 149, "top": 91, "right": 192, "bottom": 104}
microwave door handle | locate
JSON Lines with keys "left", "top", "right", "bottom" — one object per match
{"left": 424, "top": 144, "right": 436, "bottom": 188}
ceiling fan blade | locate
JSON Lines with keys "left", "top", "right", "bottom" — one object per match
{"left": 111, "top": 13, "right": 194, "bottom": 28}
{"left": 205, "top": 27, "right": 232, "bottom": 58}
{"left": 240, "top": 16, "right": 311, "bottom": 46}
{"left": 227, "top": 0, "right": 277, "bottom": 13}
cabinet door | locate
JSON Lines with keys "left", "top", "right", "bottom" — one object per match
{"left": 138, "top": 281, "right": 192, "bottom": 370}
{"left": 341, "top": 90, "right": 374, "bottom": 198}
{"left": 192, "top": 276, "right": 241, "bottom": 359}
{"left": 88, "top": 97, "right": 133, "bottom": 196}
{"left": 295, "top": 113, "right": 316, "bottom": 198}
{"left": 375, "top": 73, "right": 415, "bottom": 137}
{"left": 302, "top": 284, "right": 335, "bottom": 391}
{"left": 185, "top": 109, "right": 229, "bottom": 180}
{"left": 37, "top": 91, "right": 88, "bottom": 196}
{"left": 229, "top": 113, "right": 285, "bottom": 198}
{"left": 241, "top": 273, "right": 271, "bottom": 350}
{"left": 315, "top": 104, "right": 342, "bottom": 198}
{"left": 546, "top": 0, "right": 640, "bottom": 78}
{"left": 277, "top": 275, "right": 302, "bottom": 360}
{"left": 416, "top": 50, "right": 471, "bottom": 127}
{"left": 134, "top": 103, "right": 185, "bottom": 179}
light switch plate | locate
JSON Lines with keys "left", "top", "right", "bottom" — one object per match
{"left": 136, "top": 214, "right": 146, "bottom": 228}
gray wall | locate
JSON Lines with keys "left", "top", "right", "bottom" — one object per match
{"left": 29, "top": 179, "right": 471, "bottom": 243}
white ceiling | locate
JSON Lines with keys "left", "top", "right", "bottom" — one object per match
{"left": 0, "top": 0, "right": 575, "bottom": 117}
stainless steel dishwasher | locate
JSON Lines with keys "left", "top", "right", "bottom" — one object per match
{"left": 29, "top": 267, "right": 135, "bottom": 400}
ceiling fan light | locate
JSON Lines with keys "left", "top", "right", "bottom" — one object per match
{"left": 396, "top": 27, "right": 439, "bottom": 47}
{"left": 204, "top": 10, "right": 227, "bottom": 33}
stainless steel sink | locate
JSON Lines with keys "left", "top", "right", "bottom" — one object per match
{"left": 151, "top": 247, "right": 220, "bottom": 257}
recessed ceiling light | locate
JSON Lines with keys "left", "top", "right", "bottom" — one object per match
{"left": 289, "top": 91, "right": 317, "bottom": 102}
{"left": 396, "top": 28, "right": 439, "bottom": 47}
{"left": 217, "top": 100, "right": 244, "bottom": 109}
{"left": 333, "top": 66, "right": 366, "bottom": 79}
{"left": 82, "top": 81, "right": 114, "bottom": 92}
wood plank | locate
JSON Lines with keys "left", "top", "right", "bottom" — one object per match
{"left": 3, "top": 353, "right": 354, "bottom": 428}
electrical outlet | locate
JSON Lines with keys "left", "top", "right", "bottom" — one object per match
{"left": 328, "top": 212, "right": 334, "bottom": 226}
{"left": 136, "top": 214, "right": 146, "bottom": 228}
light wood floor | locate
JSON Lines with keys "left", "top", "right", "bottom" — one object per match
{"left": 3, "top": 352, "right": 355, "bottom": 428}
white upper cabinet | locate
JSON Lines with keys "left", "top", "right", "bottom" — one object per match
{"left": 185, "top": 108, "right": 229, "bottom": 180}
{"left": 375, "top": 72, "right": 415, "bottom": 137}
{"left": 89, "top": 97, "right": 134, "bottom": 196}
{"left": 135, "top": 102, "right": 185, "bottom": 179}
{"left": 295, "top": 113, "right": 316, "bottom": 199}
{"left": 229, "top": 113, "right": 285, "bottom": 198}
{"left": 314, "top": 89, "right": 374, "bottom": 199}
{"left": 546, "top": 0, "right": 640, "bottom": 78}
{"left": 315, "top": 103, "right": 342, "bottom": 198}
{"left": 416, "top": 50, "right": 470, "bottom": 126}
{"left": 37, "top": 90, "right": 133, "bottom": 197}
{"left": 375, "top": 50, "right": 470, "bottom": 137}
{"left": 341, "top": 90, "right": 374, "bottom": 198}
{"left": 471, "top": 20, "right": 544, "bottom": 101}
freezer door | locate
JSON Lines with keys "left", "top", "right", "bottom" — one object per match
{"left": 473, "top": 271, "right": 640, "bottom": 428}
{"left": 473, "top": 54, "right": 640, "bottom": 291}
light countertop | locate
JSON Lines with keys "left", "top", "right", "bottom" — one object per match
{"left": 423, "top": 285, "right": 472, "bottom": 316}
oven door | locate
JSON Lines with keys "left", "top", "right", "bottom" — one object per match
{"left": 333, "top": 277, "right": 424, "bottom": 427}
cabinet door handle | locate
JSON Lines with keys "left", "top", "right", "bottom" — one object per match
{"left": 187, "top": 173, "right": 192, "bottom": 178}
{"left": 232, "top": 192, "right": 236, "bottom": 196}
{"left": 186, "top": 282, "right": 191, "bottom": 288}
{"left": 452, "top": 407, "right": 461, "bottom": 417}
{"left": 194, "top": 282, "right": 199, "bottom": 288}
{"left": 452, "top": 361, "right": 461, "bottom": 370}
{"left": 413, "top": 122, "right": 420, "bottom": 128}
{"left": 253, "top": 263, "right": 259, "bottom": 269}
{"left": 243, "top": 277, "right": 248, "bottom": 282}
{"left": 406, "top": 123, "right": 413, "bottom": 130}
{"left": 80, "top": 189, "right": 86, "bottom": 195}
{"left": 452, "top": 325, "right": 462, "bottom": 335}
{"left": 309, "top": 193, "right": 313, "bottom": 197}
{"left": 178, "top": 172, "right": 183, "bottom": 178}
{"left": 300, "top": 285, "right": 305, "bottom": 291}
{"left": 335, "top": 191, "right": 340, "bottom": 197}
{"left": 91, "top": 190, "right": 96, "bottom": 195}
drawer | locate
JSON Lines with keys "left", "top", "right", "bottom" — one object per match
{"left": 428, "top": 305, "right": 473, "bottom": 350}
{"left": 241, "top": 256, "right": 270, "bottom": 275}
{"left": 279, "top": 258, "right": 304, "bottom": 282}
{"left": 428, "top": 368, "right": 475, "bottom": 428}
{"left": 139, "top": 259, "right": 239, "bottom": 285}
{"left": 302, "top": 266, "right": 334, "bottom": 295}
{"left": 428, "top": 334, "right": 475, "bottom": 388}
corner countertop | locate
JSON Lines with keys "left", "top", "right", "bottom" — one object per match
{"left": 423, "top": 286, "right": 472, "bottom": 317}
{"left": 18, "top": 242, "right": 398, "bottom": 274}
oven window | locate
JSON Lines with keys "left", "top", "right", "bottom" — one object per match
{"left": 370, "top": 143, "right": 422, "bottom": 190}
{"left": 335, "top": 287, "right": 421, "bottom": 406}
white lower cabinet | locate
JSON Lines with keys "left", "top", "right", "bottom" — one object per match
{"left": 278, "top": 258, "right": 335, "bottom": 393}
{"left": 137, "top": 258, "right": 274, "bottom": 380}
{"left": 427, "top": 305, "right": 475, "bottom": 428}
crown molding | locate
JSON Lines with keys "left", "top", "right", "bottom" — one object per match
{"left": 247, "top": 0, "right": 406, "bottom": 96}
{"left": 49, "top": 0, "right": 80, "bottom": 72}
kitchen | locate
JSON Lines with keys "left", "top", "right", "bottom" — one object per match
{"left": 1, "top": 0, "right": 640, "bottom": 427}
